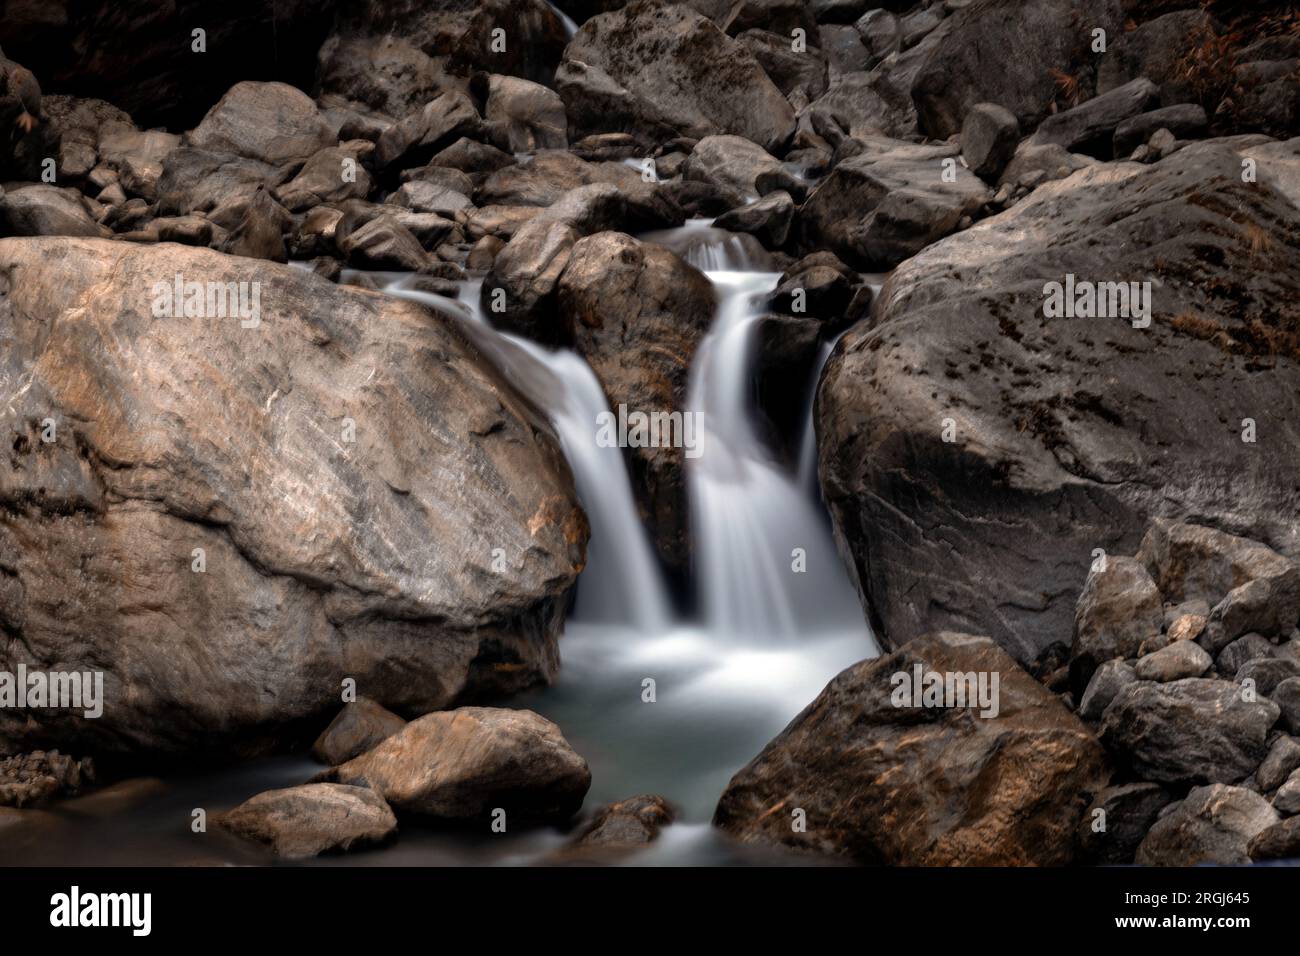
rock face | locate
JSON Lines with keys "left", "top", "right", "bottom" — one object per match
{"left": 1136, "top": 784, "right": 1279, "bottom": 866}
{"left": 558, "top": 0, "right": 796, "bottom": 152}
{"left": 817, "top": 140, "right": 1300, "bottom": 663}
{"left": 0, "top": 238, "right": 587, "bottom": 756}
{"left": 215, "top": 783, "right": 397, "bottom": 860}
{"left": 311, "top": 699, "right": 408, "bottom": 766}
{"left": 713, "top": 632, "right": 1109, "bottom": 865}
{"left": 317, "top": 707, "right": 591, "bottom": 823}
{"left": 1100, "top": 679, "right": 1279, "bottom": 786}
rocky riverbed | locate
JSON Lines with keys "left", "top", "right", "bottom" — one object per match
{"left": 1, "top": 0, "right": 1299, "bottom": 867}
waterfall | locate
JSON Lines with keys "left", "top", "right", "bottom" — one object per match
{"left": 377, "top": 275, "right": 671, "bottom": 632}
{"left": 371, "top": 222, "right": 878, "bottom": 825}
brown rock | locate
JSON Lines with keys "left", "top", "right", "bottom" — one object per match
{"left": 713, "top": 632, "right": 1110, "bottom": 865}
{"left": 215, "top": 783, "right": 397, "bottom": 860}
{"left": 311, "top": 698, "right": 408, "bottom": 766}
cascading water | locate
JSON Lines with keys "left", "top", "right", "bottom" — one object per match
{"left": 385, "top": 221, "right": 879, "bottom": 855}
{"left": 7, "top": 222, "right": 878, "bottom": 867}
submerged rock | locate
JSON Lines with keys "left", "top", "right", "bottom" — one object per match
{"left": 713, "top": 632, "right": 1108, "bottom": 865}
{"left": 0, "top": 238, "right": 587, "bottom": 756}
{"left": 215, "top": 783, "right": 397, "bottom": 860}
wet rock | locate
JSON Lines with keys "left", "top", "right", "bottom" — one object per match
{"left": 311, "top": 698, "right": 408, "bottom": 766}
{"left": 1100, "top": 679, "right": 1279, "bottom": 786}
{"left": 215, "top": 783, "right": 397, "bottom": 860}
{"left": 0, "top": 238, "right": 586, "bottom": 755}
{"left": 318, "top": 707, "right": 590, "bottom": 823}
{"left": 558, "top": 0, "right": 795, "bottom": 152}
{"left": 1077, "top": 782, "right": 1172, "bottom": 865}
{"left": 480, "top": 74, "right": 568, "bottom": 153}
{"left": 1135, "top": 640, "right": 1211, "bottom": 682}
{"left": 1071, "top": 557, "right": 1164, "bottom": 688}
{"left": 188, "top": 81, "right": 334, "bottom": 167}
{"left": 568, "top": 793, "right": 675, "bottom": 849}
{"left": 911, "top": 0, "right": 1124, "bottom": 138}
{"left": 555, "top": 231, "right": 716, "bottom": 571}
{"left": 1113, "top": 104, "right": 1209, "bottom": 158}
{"left": 0, "top": 184, "right": 110, "bottom": 238}
{"left": 1078, "top": 659, "right": 1137, "bottom": 722}
{"left": 816, "top": 142, "right": 1300, "bottom": 663}
{"left": 714, "top": 632, "right": 1108, "bottom": 865}
{"left": 1137, "top": 784, "right": 1278, "bottom": 866}
{"left": 960, "top": 103, "right": 1019, "bottom": 181}
{"left": 1249, "top": 815, "right": 1300, "bottom": 861}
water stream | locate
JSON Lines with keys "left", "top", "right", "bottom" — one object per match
{"left": 3, "top": 221, "right": 880, "bottom": 866}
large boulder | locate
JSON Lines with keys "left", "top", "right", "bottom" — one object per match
{"left": 713, "top": 632, "right": 1109, "bottom": 865}
{"left": 816, "top": 140, "right": 1300, "bottom": 663}
{"left": 556, "top": 232, "right": 716, "bottom": 571}
{"left": 910, "top": 0, "right": 1124, "bottom": 139}
{"left": 317, "top": 707, "right": 591, "bottom": 823}
{"left": 0, "top": 238, "right": 588, "bottom": 756}
{"left": 557, "top": 0, "right": 796, "bottom": 152}
{"left": 214, "top": 783, "right": 397, "bottom": 860}
{"left": 1099, "top": 679, "right": 1279, "bottom": 786}
{"left": 0, "top": 0, "right": 338, "bottom": 129}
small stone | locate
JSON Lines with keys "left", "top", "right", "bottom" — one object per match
{"left": 1135, "top": 640, "right": 1211, "bottom": 682}
{"left": 1167, "top": 614, "right": 1206, "bottom": 644}
{"left": 1249, "top": 816, "right": 1300, "bottom": 861}
{"left": 1078, "top": 659, "right": 1137, "bottom": 721}
{"left": 1216, "top": 632, "right": 1274, "bottom": 677}
{"left": 1237, "top": 657, "right": 1300, "bottom": 697}
{"left": 1136, "top": 784, "right": 1278, "bottom": 865}
{"left": 1273, "top": 677, "right": 1300, "bottom": 734}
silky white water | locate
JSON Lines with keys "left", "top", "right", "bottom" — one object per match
{"left": 7, "top": 223, "right": 878, "bottom": 867}
{"left": 383, "top": 220, "right": 879, "bottom": 841}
